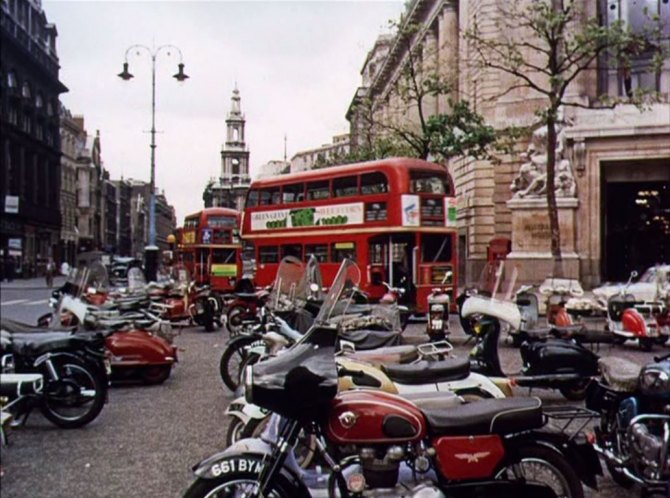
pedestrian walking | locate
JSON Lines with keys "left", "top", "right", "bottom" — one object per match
{"left": 46, "top": 258, "right": 55, "bottom": 288}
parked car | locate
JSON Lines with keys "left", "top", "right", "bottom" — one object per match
{"left": 592, "top": 264, "right": 669, "bottom": 309}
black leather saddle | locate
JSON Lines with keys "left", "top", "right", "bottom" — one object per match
{"left": 4, "top": 331, "right": 86, "bottom": 356}
{"left": 382, "top": 357, "right": 470, "bottom": 385}
{"left": 422, "top": 397, "right": 543, "bottom": 436}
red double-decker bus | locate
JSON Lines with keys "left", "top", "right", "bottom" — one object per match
{"left": 179, "top": 207, "right": 242, "bottom": 291}
{"left": 241, "top": 158, "right": 458, "bottom": 313}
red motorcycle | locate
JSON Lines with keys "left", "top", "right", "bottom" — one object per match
{"left": 224, "top": 278, "right": 271, "bottom": 336}
{"left": 184, "top": 260, "right": 600, "bottom": 498}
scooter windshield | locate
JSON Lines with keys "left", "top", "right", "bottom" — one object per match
{"left": 314, "top": 258, "right": 361, "bottom": 325}
{"left": 267, "top": 256, "right": 305, "bottom": 312}
{"left": 127, "top": 267, "right": 147, "bottom": 293}
{"left": 477, "top": 261, "right": 518, "bottom": 303}
{"left": 294, "top": 254, "right": 324, "bottom": 308}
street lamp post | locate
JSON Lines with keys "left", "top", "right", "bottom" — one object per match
{"left": 118, "top": 44, "right": 188, "bottom": 280}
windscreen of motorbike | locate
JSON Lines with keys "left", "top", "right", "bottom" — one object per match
{"left": 50, "top": 262, "right": 110, "bottom": 328}
{"left": 127, "top": 267, "right": 147, "bottom": 293}
{"left": 294, "top": 254, "right": 324, "bottom": 308}
{"left": 245, "top": 259, "right": 358, "bottom": 420}
{"left": 477, "top": 261, "right": 518, "bottom": 302}
{"left": 314, "top": 259, "right": 361, "bottom": 325}
{"left": 267, "top": 256, "right": 305, "bottom": 312}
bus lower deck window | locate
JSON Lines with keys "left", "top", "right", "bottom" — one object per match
{"left": 331, "top": 242, "right": 356, "bottom": 262}
{"left": 259, "top": 246, "right": 279, "bottom": 263}
{"left": 305, "top": 244, "right": 328, "bottom": 262}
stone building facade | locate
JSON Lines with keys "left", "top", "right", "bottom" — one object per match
{"left": 348, "top": 0, "right": 670, "bottom": 286}
{"left": 289, "top": 134, "right": 351, "bottom": 173}
{"left": 1, "top": 0, "right": 67, "bottom": 277}
{"left": 59, "top": 106, "right": 80, "bottom": 265}
{"left": 75, "top": 126, "right": 103, "bottom": 253}
{"left": 112, "top": 179, "right": 132, "bottom": 257}
{"left": 206, "top": 87, "right": 251, "bottom": 211}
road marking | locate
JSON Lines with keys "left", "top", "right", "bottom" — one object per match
{"left": 0, "top": 299, "right": 29, "bottom": 306}
{"left": 25, "top": 300, "right": 48, "bottom": 306}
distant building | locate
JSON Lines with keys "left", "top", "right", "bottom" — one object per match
{"left": 59, "top": 106, "right": 80, "bottom": 265}
{"left": 101, "top": 172, "right": 117, "bottom": 253}
{"left": 206, "top": 86, "right": 251, "bottom": 211}
{"left": 127, "top": 179, "right": 176, "bottom": 256}
{"left": 258, "top": 160, "right": 289, "bottom": 178}
{"left": 112, "top": 179, "right": 132, "bottom": 257}
{"left": 75, "top": 125, "right": 103, "bottom": 253}
{"left": 1, "top": 0, "right": 68, "bottom": 277}
{"left": 290, "top": 134, "right": 350, "bottom": 173}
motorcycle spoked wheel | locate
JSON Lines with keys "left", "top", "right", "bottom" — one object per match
{"left": 226, "top": 305, "right": 254, "bottom": 337}
{"left": 219, "top": 336, "right": 263, "bottom": 391}
{"left": 40, "top": 356, "right": 106, "bottom": 429}
{"left": 225, "top": 417, "right": 317, "bottom": 470}
{"left": 183, "top": 473, "right": 298, "bottom": 498}
{"left": 496, "top": 444, "right": 584, "bottom": 498}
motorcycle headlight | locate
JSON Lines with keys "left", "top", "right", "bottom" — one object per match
{"left": 639, "top": 366, "right": 670, "bottom": 396}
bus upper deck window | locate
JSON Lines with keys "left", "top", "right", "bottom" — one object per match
{"left": 260, "top": 188, "right": 281, "bottom": 206}
{"left": 333, "top": 176, "right": 358, "bottom": 197}
{"left": 246, "top": 189, "right": 259, "bottom": 207}
{"left": 411, "top": 172, "right": 449, "bottom": 195}
{"left": 307, "top": 181, "right": 330, "bottom": 200}
{"left": 361, "top": 172, "right": 388, "bottom": 195}
{"left": 282, "top": 183, "right": 304, "bottom": 203}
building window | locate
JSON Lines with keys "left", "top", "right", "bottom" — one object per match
{"left": 35, "top": 93, "right": 43, "bottom": 109}
{"left": 22, "top": 82, "right": 31, "bottom": 100}
{"left": 7, "top": 71, "right": 17, "bottom": 89}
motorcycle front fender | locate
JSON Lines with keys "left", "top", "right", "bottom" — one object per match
{"left": 513, "top": 432, "right": 602, "bottom": 490}
{"left": 224, "top": 396, "right": 269, "bottom": 424}
{"left": 191, "top": 439, "right": 310, "bottom": 497}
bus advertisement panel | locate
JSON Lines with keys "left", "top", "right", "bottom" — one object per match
{"left": 241, "top": 158, "right": 457, "bottom": 313}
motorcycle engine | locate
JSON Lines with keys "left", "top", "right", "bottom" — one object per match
{"left": 629, "top": 418, "right": 670, "bottom": 481}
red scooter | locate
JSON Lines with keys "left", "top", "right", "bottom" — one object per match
{"left": 46, "top": 264, "right": 178, "bottom": 384}
{"left": 606, "top": 271, "right": 669, "bottom": 350}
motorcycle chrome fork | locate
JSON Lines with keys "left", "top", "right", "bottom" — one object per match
{"left": 254, "top": 418, "right": 302, "bottom": 498}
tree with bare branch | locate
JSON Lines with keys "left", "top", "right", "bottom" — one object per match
{"left": 465, "top": 0, "right": 667, "bottom": 269}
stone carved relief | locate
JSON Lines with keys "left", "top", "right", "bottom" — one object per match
{"left": 511, "top": 112, "right": 577, "bottom": 199}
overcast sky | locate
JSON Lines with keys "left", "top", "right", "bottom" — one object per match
{"left": 44, "top": 0, "right": 404, "bottom": 222}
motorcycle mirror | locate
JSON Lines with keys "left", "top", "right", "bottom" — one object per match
{"left": 310, "top": 283, "right": 320, "bottom": 293}
{"left": 631, "top": 270, "right": 638, "bottom": 279}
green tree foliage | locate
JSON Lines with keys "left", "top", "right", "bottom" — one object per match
{"left": 465, "top": 0, "right": 667, "bottom": 266}
{"left": 347, "top": 20, "right": 499, "bottom": 165}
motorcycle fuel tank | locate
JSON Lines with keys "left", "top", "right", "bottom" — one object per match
{"left": 326, "top": 390, "right": 426, "bottom": 444}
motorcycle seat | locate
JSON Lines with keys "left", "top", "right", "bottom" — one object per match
{"left": 402, "top": 391, "right": 462, "bottom": 410}
{"left": 1, "top": 318, "right": 49, "bottom": 333}
{"left": 344, "top": 345, "right": 418, "bottom": 365}
{"left": 598, "top": 357, "right": 640, "bottom": 392}
{"left": 233, "top": 292, "right": 259, "bottom": 299}
{"left": 6, "top": 331, "right": 89, "bottom": 356}
{"left": 382, "top": 357, "right": 470, "bottom": 385}
{"left": 422, "top": 397, "right": 543, "bottom": 436}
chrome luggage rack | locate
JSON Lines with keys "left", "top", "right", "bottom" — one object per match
{"left": 543, "top": 405, "right": 599, "bottom": 441}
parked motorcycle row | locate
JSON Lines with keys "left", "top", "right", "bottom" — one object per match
{"left": 182, "top": 257, "right": 669, "bottom": 498}
{"left": 0, "top": 260, "right": 221, "bottom": 441}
